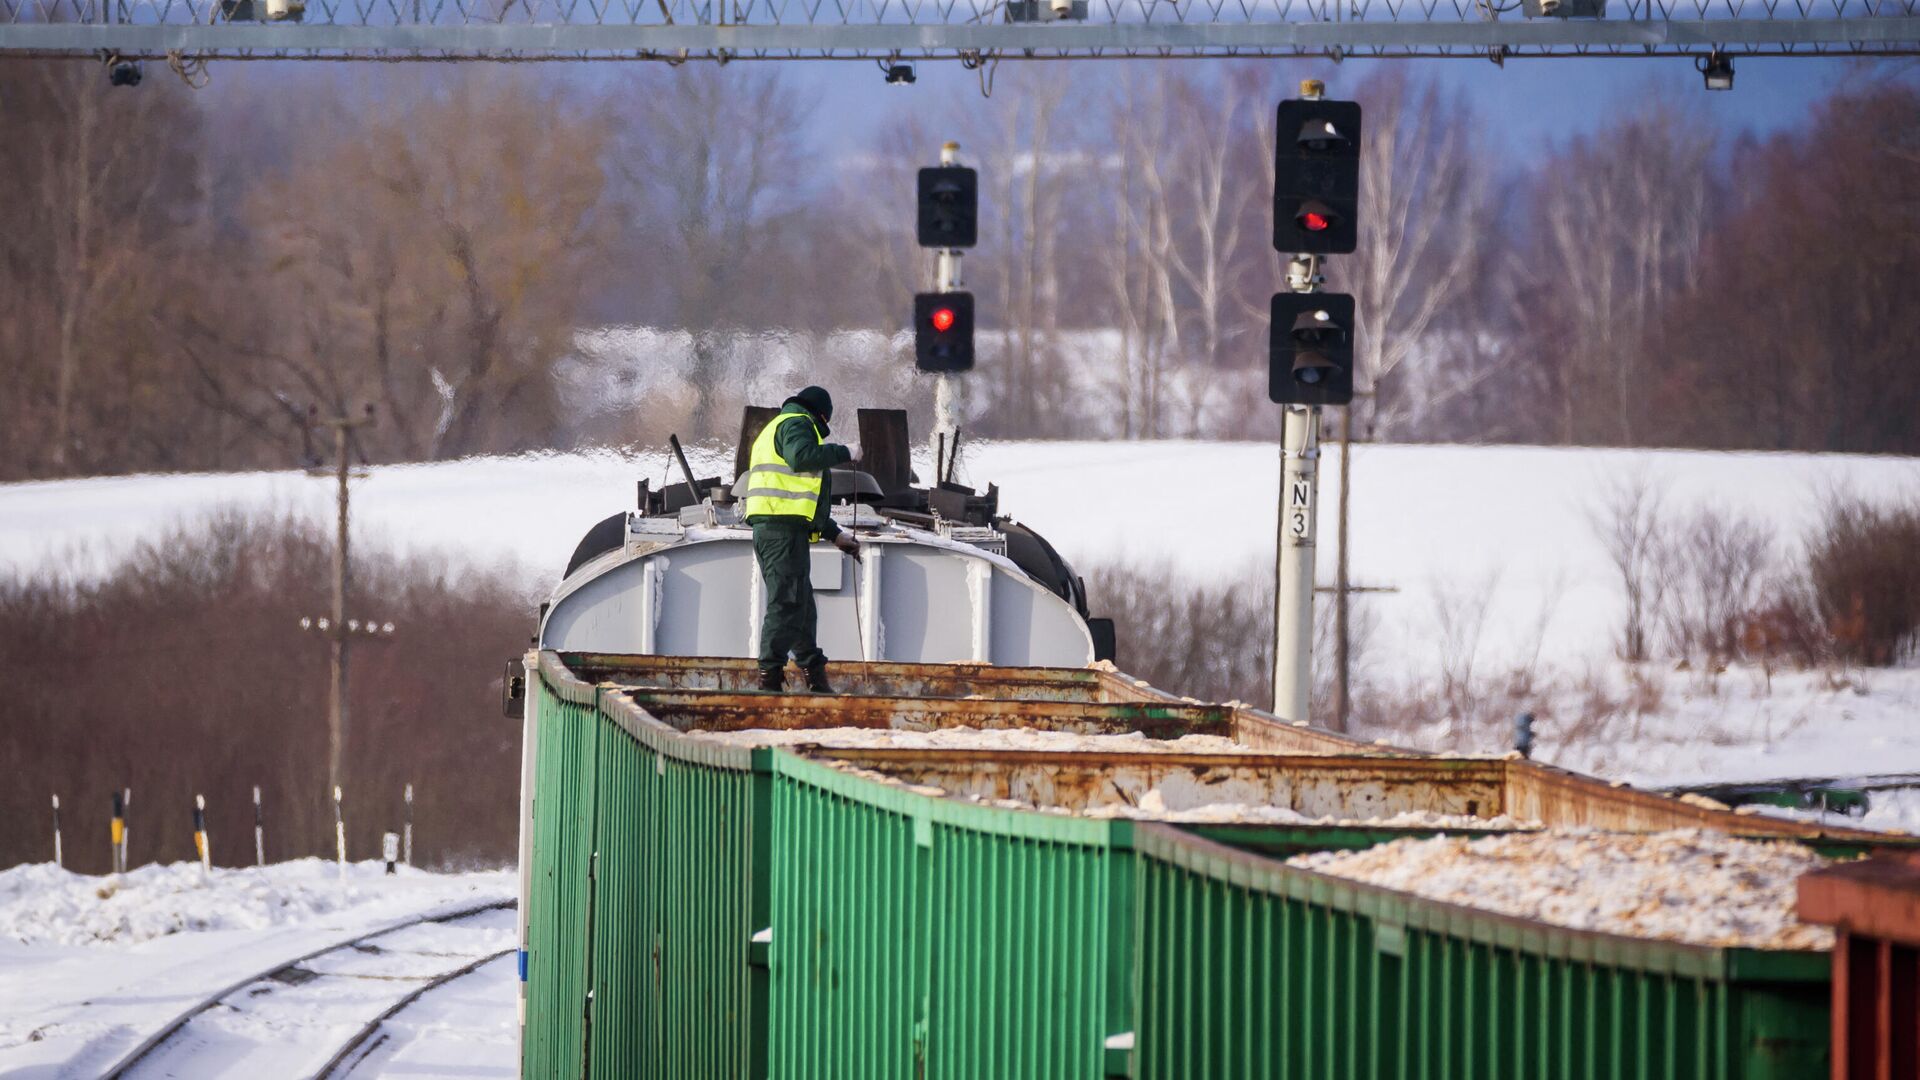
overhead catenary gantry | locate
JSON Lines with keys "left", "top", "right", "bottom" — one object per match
{"left": 0, "top": 0, "right": 1916, "bottom": 61}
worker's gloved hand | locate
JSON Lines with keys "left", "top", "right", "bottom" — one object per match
{"left": 833, "top": 532, "right": 860, "bottom": 555}
{"left": 840, "top": 440, "right": 861, "bottom": 464}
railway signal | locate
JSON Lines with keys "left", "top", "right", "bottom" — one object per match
{"left": 914, "top": 291, "right": 975, "bottom": 372}
{"left": 1272, "top": 97, "right": 1362, "bottom": 256}
{"left": 1269, "top": 292, "right": 1355, "bottom": 406}
{"left": 1270, "top": 80, "right": 1362, "bottom": 729}
{"left": 917, "top": 142, "right": 974, "bottom": 466}
{"left": 917, "top": 165, "right": 978, "bottom": 249}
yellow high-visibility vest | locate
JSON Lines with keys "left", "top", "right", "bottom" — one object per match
{"left": 741, "top": 412, "right": 825, "bottom": 520}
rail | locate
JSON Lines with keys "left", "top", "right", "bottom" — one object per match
{"left": 316, "top": 947, "right": 517, "bottom": 1078}
{"left": 101, "top": 897, "right": 515, "bottom": 1079}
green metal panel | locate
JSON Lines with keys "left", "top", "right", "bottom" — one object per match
{"left": 767, "top": 751, "right": 1134, "bottom": 1079}
{"left": 585, "top": 715, "right": 652, "bottom": 1076}
{"left": 523, "top": 674, "right": 600, "bottom": 1080}
{"left": 525, "top": 662, "right": 772, "bottom": 1080}
{"left": 583, "top": 688, "right": 770, "bottom": 1078}
{"left": 1128, "top": 825, "right": 1831, "bottom": 1080}
{"left": 522, "top": 654, "right": 1838, "bottom": 1080}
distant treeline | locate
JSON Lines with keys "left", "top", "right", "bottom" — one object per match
{"left": 2, "top": 61, "right": 1917, "bottom": 481}
{"left": 0, "top": 513, "right": 530, "bottom": 873}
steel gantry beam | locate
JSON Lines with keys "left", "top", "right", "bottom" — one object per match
{"left": 2, "top": 0, "right": 1917, "bottom": 59}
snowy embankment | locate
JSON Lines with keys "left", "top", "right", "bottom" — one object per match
{"left": 3, "top": 440, "right": 1918, "bottom": 813}
{"left": 0, "top": 859, "right": 512, "bottom": 1077}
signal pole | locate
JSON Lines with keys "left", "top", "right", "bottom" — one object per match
{"left": 1333, "top": 402, "right": 1354, "bottom": 732}
{"left": 1271, "top": 378, "right": 1321, "bottom": 723}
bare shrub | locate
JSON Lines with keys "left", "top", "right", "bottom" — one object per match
{"left": 1803, "top": 492, "right": 1920, "bottom": 666}
{"left": 1660, "top": 505, "right": 1775, "bottom": 664}
{"left": 1311, "top": 594, "right": 1378, "bottom": 730}
{"left": 1084, "top": 562, "right": 1274, "bottom": 708}
{"left": 1557, "top": 664, "right": 1624, "bottom": 749}
{"left": 1586, "top": 471, "right": 1671, "bottom": 663}
{"left": 1500, "top": 571, "right": 1567, "bottom": 702}
{"left": 0, "top": 510, "right": 533, "bottom": 874}
{"left": 1430, "top": 569, "right": 1499, "bottom": 718}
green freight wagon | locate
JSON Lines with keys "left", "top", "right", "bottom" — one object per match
{"left": 511, "top": 651, "right": 1906, "bottom": 1079}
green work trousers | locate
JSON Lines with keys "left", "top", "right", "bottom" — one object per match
{"left": 752, "top": 519, "right": 825, "bottom": 670}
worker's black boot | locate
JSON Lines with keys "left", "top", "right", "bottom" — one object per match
{"left": 756, "top": 666, "right": 785, "bottom": 693}
{"left": 804, "top": 661, "right": 834, "bottom": 694}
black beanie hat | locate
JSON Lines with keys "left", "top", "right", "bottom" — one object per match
{"left": 788, "top": 385, "right": 833, "bottom": 421}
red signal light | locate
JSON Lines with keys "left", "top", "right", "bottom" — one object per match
{"left": 931, "top": 307, "right": 956, "bottom": 333}
{"left": 1301, "top": 210, "right": 1331, "bottom": 233}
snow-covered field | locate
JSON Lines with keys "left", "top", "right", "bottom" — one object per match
{"left": 5, "top": 440, "right": 1915, "bottom": 671}
{"left": 0, "top": 860, "right": 513, "bottom": 1078}
{"left": 3, "top": 440, "right": 1917, "bottom": 811}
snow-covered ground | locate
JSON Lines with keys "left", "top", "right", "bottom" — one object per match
{"left": 3, "top": 440, "right": 1917, "bottom": 817}
{"left": 5, "top": 441, "right": 1914, "bottom": 673}
{"left": 341, "top": 949, "right": 518, "bottom": 1078}
{"left": 0, "top": 860, "right": 513, "bottom": 1078}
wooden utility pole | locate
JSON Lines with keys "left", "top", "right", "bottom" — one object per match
{"left": 314, "top": 407, "right": 374, "bottom": 797}
{"left": 1333, "top": 409, "right": 1353, "bottom": 733}
{"left": 1322, "top": 408, "right": 1396, "bottom": 733}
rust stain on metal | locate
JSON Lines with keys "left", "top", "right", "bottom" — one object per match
{"left": 566, "top": 652, "right": 1105, "bottom": 702}
{"left": 556, "top": 651, "right": 1906, "bottom": 843}
{"left": 616, "top": 688, "right": 1238, "bottom": 740}
{"left": 815, "top": 749, "right": 1509, "bottom": 819}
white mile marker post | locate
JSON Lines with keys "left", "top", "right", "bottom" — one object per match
{"left": 403, "top": 782, "right": 413, "bottom": 868}
{"left": 51, "top": 795, "right": 63, "bottom": 869}
{"left": 333, "top": 785, "right": 347, "bottom": 881}
{"left": 110, "top": 790, "right": 127, "bottom": 875}
{"left": 193, "top": 794, "right": 211, "bottom": 875}
{"left": 253, "top": 785, "right": 265, "bottom": 867}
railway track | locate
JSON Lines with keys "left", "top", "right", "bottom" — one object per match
{"left": 103, "top": 898, "right": 517, "bottom": 1079}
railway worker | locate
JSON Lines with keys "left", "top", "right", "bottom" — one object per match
{"left": 742, "top": 385, "right": 859, "bottom": 694}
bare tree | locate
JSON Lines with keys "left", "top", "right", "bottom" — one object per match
{"left": 1101, "top": 69, "right": 1184, "bottom": 439}
{"left": 1142, "top": 69, "right": 1263, "bottom": 436}
{"left": 960, "top": 68, "right": 1079, "bottom": 437}
{"left": 0, "top": 62, "right": 202, "bottom": 477}
{"left": 1526, "top": 104, "right": 1714, "bottom": 445}
{"left": 1588, "top": 471, "right": 1672, "bottom": 663}
{"left": 615, "top": 66, "right": 809, "bottom": 441}
{"left": 206, "top": 70, "right": 608, "bottom": 462}
{"left": 1332, "top": 69, "right": 1492, "bottom": 440}
{"left": 1661, "top": 506, "right": 1775, "bottom": 663}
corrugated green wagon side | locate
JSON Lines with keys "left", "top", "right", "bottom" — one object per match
{"left": 1126, "top": 825, "right": 1831, "bottom": 1080}
{"left": 521, "top": 652, "right": 1851, "bottom": 1079}
{"left": 766, "top": 752, "right": 1136, "bottom": 1079}
{"left": 522, "top": 665, "right": 600, "bottom": 1079}
{"left": 523, "top": 655, "right": 772, "bottom": 1079}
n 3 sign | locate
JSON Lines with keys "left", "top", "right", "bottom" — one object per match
{"left": 1273, "top": 99, "right": 1362, "bottom": 256}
